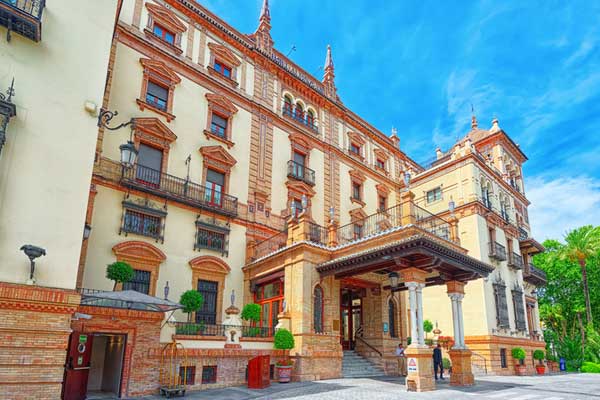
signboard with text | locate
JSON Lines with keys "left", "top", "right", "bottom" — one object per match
{"left": 407, "top": 357, "right": 418, "bottom": 373}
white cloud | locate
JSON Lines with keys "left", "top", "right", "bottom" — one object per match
{"left": 526, "top": 175, "right": 600, "bottom": 241}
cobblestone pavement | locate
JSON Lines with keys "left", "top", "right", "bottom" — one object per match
{"left": 117, "top": 373, "right": 600, "bottom": 400}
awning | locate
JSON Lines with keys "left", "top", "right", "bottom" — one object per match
{"left": 79, "top": 289, "right": 182, "bottom": 312}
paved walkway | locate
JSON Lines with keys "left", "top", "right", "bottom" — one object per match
{"left": 116, "top": 373, "right": 600, "bottom": 399}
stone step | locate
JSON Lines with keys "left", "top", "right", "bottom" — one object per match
{"left": 342, "top": 350, "right": 384, "bottom": 378}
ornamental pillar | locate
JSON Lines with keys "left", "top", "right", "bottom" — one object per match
{"left": 446, "top": 280, "right": 474, "bottom": 386}
{"left": 400, "top": 190, "right": 416, "bottom": 226}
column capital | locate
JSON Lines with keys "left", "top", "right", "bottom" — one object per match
{"left": 448, "top": 293, "right": 464, "bottom": 301}
{"left": 446, "top": 280, "right": 466, "bottom": 295}
{"left": 405, "top": 281, "right": 419, "bottom": 290}
{"left": 400, "top": 267, "right": 428, "bottom": 284}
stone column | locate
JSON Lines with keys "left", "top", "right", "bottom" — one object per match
{"left": 402, "top": 268, "right": 435, "bottom": 392}
{"left": 446, "top": 280, "right": 474, "bottom": 386}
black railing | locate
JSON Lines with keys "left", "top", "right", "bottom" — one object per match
{"left": 308, "top": 222, "right": 327, "bottom": 244}
{"left": 479, "top": 195, "right": 493, "bottom": 210}
{"left": 174, "top": 322, "right": 275, "bottom": 338}
{"left": 518, "top": 227, "right": 529, "bottom": 240}
{"left": 282, "top": 107, "right": 318, "bottom": 132}
{"left": 419, "top": 153, "right": 452, "bottom": 170}
{"left": 336, "top": 204, "right": 403, "bottom": 246}
{"left": 508, "top": 252, "right": 523, "bottom": 270}
{"left": 413, "top": 204, "right": 453, "bottom": 242}
{"left": 489, "top": 241, "right": 507, "bottom": 261}
{"left": 121, "top": 164, "right": 238, "bottom": 217}
{"left": 0, "top": 0, "right": 45, "bottom": 42}
{"left": 524, "top": 264, "right": 547, "bottom": 286}
{"left": 287, "top": 160, "right": 316, "bottom": 186}
{"left": 253, "top": 231, "right": 288, "bottom": 260}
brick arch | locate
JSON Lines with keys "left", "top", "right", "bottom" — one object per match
{"left": 188, "top": 256, "right": 231, "bottom": 324}
{"left": 112, "top": 241, "right": 166, "bottom": 296}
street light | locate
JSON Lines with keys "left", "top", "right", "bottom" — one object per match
{"left": 388, "top": 271, "right": 399, "bottom": 289}
{"left": 97, "top": 109, "right": 138, "bottom": 168}
{"left": 0, "top": 78, "right": 17, "bottom": 157}
{"left": 83, "top": 223, "right": 92, "bottom": 240}
{"left": 20, "top": 244, "right": 46, "bottom": 284}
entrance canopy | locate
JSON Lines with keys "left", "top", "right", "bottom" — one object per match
{"left": 80, "top": 289, "right": 182, "bottom": 312}
{"left": 317, "top": 234, "right": 494, "bottom": 287}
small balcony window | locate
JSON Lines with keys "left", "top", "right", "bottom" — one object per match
{"left": 376, "top": 159, "right": 385, "bottom": 170}
{"left": 352, "top": 182, "right": 362, "bottom": 201}
{"left": 214, "top": 59, "right": 232, "bottom": 79}
{"left": 210, "top": 113, "right": 228, "bottom": 138}
{"left": 145, "top": 81, "right": 169, "bottom": 111}
{"left": 353, "top": 224, "right": 363, "bottom": 239}
{"left": 153, "top": 23, "right": 175, "bottom": 45}
{"left": 122, "top": 210, "right": 162, "bottom": 240}
{"left": 350, "top": 143, "right": 361, "bottom": 156}
{"left": 0, "top": 0, "right": 45, "bottom": 42}
{"left": 195, "top": 221, "right": 229, "bottom": 255}
{"left": 378, "top": 195, "right": 387, "bottom": 212}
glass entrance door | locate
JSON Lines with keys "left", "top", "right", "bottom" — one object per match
{"left": 340, "top": 288, "right": 363, "bottom": 350}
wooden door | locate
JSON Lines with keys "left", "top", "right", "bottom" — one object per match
{"left": 62, "top": 332, "right": 94, "bottom": 400}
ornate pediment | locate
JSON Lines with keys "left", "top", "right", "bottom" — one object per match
{"left": 112, "top": 241, "right": 166, "bottom": 263}
{"left": 199, "top": 145, "right": 237, "bottom": 168}
{"left": 286, "top": 179, "right": 316, "bottom": 197}
{"left": 189, "top": 255, "right": 231, "bottom": 274}
{"left": 347, "top": 131, "right": 365, "bottom": 145}
{"left": 288, "top": 132, "right": 313, "bottom": 153}
{"left": 374, "top": 148, "right": 389, "bottom": 160}
{"left": 349, "top": 207, "right": 368, "bottom": 222}
{"left": 146, "top": 3, "right": 187, "bottom": 33}
{"left": 349, "top": 169, "right": 366, "bottom": 183}
{"left": 140, "top": 58, "right": 181, "bottom": 85}
{"left": 376, "top": 183, "right": 390, "bottom": 195}
{"left": 208, "top": 42, "right": 242, "bottom": 67}
{"left": 206, "top": 93, "right": 238, "bottom": 115}
{"left": 133, "top": 117, "right": 177, "bottom": 143}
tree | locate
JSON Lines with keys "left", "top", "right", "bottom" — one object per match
{"left": 180, "top": 290, "right": 204, "bottom": 323}
{"left": 423, "top": 319, "right": 434, "bottom": 338}
{"left": 106, "top": 261, "right": 134, "bottom": 291}
{"left": 559, "top": 225, "right": 600, "bottom": 324}
{"left": 241, "top": 303, "right": 261, "bottom": 326}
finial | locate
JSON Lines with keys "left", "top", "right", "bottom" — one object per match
{"left": 260, "top": 0, "right": 270, "bottom": 20}
{"left": 470, "top": 104, "right": 478, "bottom": 130}
{"left": 324, "top": 44, "right": 334, "bottom": 70}
{"left": 490, "top": 116, "right": 500, "bottom": 132}
{"left": 391, "top": 127, "right": 398, "bottom": 138}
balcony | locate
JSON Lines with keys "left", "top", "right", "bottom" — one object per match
{"left": 174, "top": 322, "right": 275, "bottom": 338}
{"left": 121, "top": 164, "right": 238, "bottom": 217}
{"left": 508, "top": 252, "right": 523, "bottom": 270}
{"left": 287, "top": 160, "right": 316, "bottom": 186}
{"left": 479, "top": 195, "right": 492, "bottom": 210}
{"left": 524, "top": 263, "right": 547, "bottom": 286}
{"left": 0, "top": 0, "right": 45, "bottom": 42}
{"left": 489, "top": 241, "right": 507, "bottom": 261}
{"left": 282, "top": 106, "right": 318, "bottom": 133}
{"left": 518, "top": 226, "right": 529, "bottom": 240}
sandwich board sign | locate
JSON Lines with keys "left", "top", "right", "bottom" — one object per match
{"left": 407, "top": 357, "right": 418, "bottom": 372}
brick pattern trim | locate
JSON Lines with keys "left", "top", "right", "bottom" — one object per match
{"left": 112, "top": 240, "right": 167, "bottom": 296}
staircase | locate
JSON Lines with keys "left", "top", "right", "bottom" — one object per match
{"left": 342, "top": 350, "right": 385, "bottom": 378}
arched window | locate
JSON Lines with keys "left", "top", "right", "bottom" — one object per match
{"left": 306, "top": 109, "right": 316, "bottom": 129}
{"left": 294, "top": 102, "right": 304, "bottom": 121}
{"left": 313, "top": 285, "right": 324, "bottom": 333}
{"left": 388, "top": 299, "right": 397, "bottom": 338}
{"left": 283, "top": 95, "right": 293, "bottom": 115}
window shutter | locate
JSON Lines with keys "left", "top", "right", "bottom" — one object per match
{"left": 512, "top": 289, "right": 526, "bottom": 331}
{"left": 147, "top": 81, "right": 168, "bottom": 101}
{"left": 493, "top": 282, "right": 510, "bottom": 328}
{"left": 206, "top": 169, "right": 225, "bottom": 186}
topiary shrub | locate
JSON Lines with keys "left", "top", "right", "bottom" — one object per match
{"left": 442, "top": 357, "right": 451, "bottom": 370}
{"left": 512, "top": 347, "right": 526, "bottom": 364}
{"left": 274, "top": 328, "right": 295, "bottom": 350}
{"left": 423, "top": 320, "right": 433, "bottom": 337}
{"left": 241, "top": 303, "right": 261, "bottom": 326}
{"left": 582, "top": 362, "right": 600, "bottom": 373}
{"left": 180, "top": 290, "right": 204, "bottom": 323}
{"left": 106, "top": 261, "right": 134, "bottom": 290}
{"left": 533, "top": 350, "right": 545, "bottom": 365}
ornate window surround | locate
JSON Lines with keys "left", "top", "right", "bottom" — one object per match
{"left": 120, "top": 197, "right": 168, "bottom": 243}
{"left": 349, "top": 169, "right": 366, "bottom": 207}
{"left": 204, "top": 93, "right": 238, "bottom": 148}
{"left": 189, "top": 256, "right": 231, "bottom": 325}
{"left": 199, "top": 145, "right": 237, "bottom": 195}
{"left": 207, "top": 42, "right": 242, "bottom": 87}
{"left": 131, "top": 117, "right": 177, "bottom": 172}
{"left": 144, "top": 3, "right": 187, "bottom": 55}
{"left": 285, "top": 180, "right": 316, "bottom": 217}
{"left": 137, "top": 58, "right": 181, "bottom": 122}
{"left": 112, "top": 240, "right": 167, "bottom": 296}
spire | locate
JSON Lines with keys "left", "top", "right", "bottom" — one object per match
{"left": 322, "top": 45, "right": 337, "bottom": 99}
{"left": 255, "top": 0, "right": 273, "bottom": 53}
{"left": 471, "top": 114, "right": 478, "bottom": 130}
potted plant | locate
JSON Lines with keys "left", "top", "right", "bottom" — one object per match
{"left": 442, "top": 357, "right": 452, "bottom": 374}
{"left": 180, "top": 290, "right": 204, "bottom": 324}
{"left": 512, "top": 347, "right": 527, "bottom": 376}
{"left": 546, "top": 354, "right": 558, "bottom": 372}
{"left": 274, "top": 328, "right": 295, "bottom": 383}
{"left": 242, "top": 303, "right": 262, "bottom": 335}
{"left": 533, "top": 350, "right": 546, "bottom": 374}
{"left": 423, "top": 319, "right": 434, "bottom": 340}
{"left": 106, "top": 261, "right": 134, "bottom": 290}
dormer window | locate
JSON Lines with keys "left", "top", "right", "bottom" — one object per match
{"left": 152, "top": 23, "right": 175, "bottom": 45}
{"left": 145, "top": 81, "right": 169, "bottom": 112}
{"left": 214, "top": 59, "right": 232, "bottom": 79}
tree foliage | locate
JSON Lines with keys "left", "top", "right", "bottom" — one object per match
{"left": 106, "top": 261, "right": 134, "bottom": 290}
{"left": 179, "top": 290, "right": 204, "bottom": 322}
{"left": 274, "top": 328, "right": 295, "bottom": 350}
{"left": 241, "top": 303, "right": 262, "bottom": 324}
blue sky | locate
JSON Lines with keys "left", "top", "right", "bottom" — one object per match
{"left": 200, "top": 0, "right": 600, "bottom": 240}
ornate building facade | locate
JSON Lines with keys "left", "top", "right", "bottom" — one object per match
{"left": 0, "top": 0, "right": 547, "bottom": 398}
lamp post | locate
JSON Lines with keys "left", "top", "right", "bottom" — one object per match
{"left": 97, "top": 109, "right": 138, "bottom": 168}
{"left": 388, "top": 271, "right": 399, "bottom": 290}
{"left": 20, "top": 244, "right": 46, "bottom": 285}
{"left": 0, "top": 78, "right": 17, "bottom": 157}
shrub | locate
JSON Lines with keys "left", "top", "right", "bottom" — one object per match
{"left": 241, "top": 303, "right": 261, "bottom": 324}
{"left": 442, "top": 357, "right": 451, "bottom": 370}
{"left": 533, "top": 350, "right": 545, "bottom": 362}
{"left": 179, "top": 290, "right": 204, "bottom": 322}
{"left": 512, "top": 347, "right": 526, "bottom": 361}
{"left": 106, "top": 261, "right": 134, "bottom": 290}
{"left": 423, "top": 320, "right": 434, "bottom": 335}
{"left": 546, "top": 354, "right": 558, "bottom": 362}
{"left": 177, "top": 322, "right": 205, "bottom": 335}
{"left": 274, "top": 328, "right": 295, "bottom": 350}
{"left": 276, "top": 359, "right": 294, "bottom": 367}
{"left": 581, "top": 362, "right": 600, "bottom": 373}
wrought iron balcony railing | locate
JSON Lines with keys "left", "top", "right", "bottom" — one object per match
{"left": 174, "top": 322, "right": 275, "bottom": 338}
{"left": 518, "top": 226, "right": 529, "bottom": 241}
{"left": 121, "top": 164, "right": 238, "bottom": 217}
{"left": 508, "top": 252, "right": 523, "bottom": 270}
{"left": 282, "top": 106, "right": 318, "bottom": 132}
{"left": 489, "top": 241, "right": 507, "bottom": 261}
{"left": 287, "top": 160, "right": 316, "bottom": 186}
{"left": 524, "top": 264, "right": 547, "bottom": 286}
{"left": 0, "top": 0, "right": 45, "bottom": 42}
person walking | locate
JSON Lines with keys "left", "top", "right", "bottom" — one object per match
{"left": 396, "top": 343, "right": 407, "bottom": 376}
{"left": 433, "top": 343, "right": 444, "bottom": 380}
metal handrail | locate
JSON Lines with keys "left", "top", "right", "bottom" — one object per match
{"left": 413, "top": 203, "right": 453, "bottom": 243}
{"left": 336, "top": 203, "right": 403, "bottom": 246}
{"left": 282, "top": 106, "right": 318, "bottom": 132}
{"left": 174, "top": 322, "right": 275, "bottom": 338}
{"left": 2, "top": 0, "right": 45, "bottom": 19}
{"left": 509, "top": 252, "right": 523, "bottom": 269}
{"left": 355, "top": 334, "right": 382, "bottom": 357}
{"left": 489, "top": 241, "right": 507, "bottom": 261}
{"left": 287, "top": 160, "right": 316, "bottom": 186}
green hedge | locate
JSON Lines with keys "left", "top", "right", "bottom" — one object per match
{"left": 582, "top": 362, "right": 600, "bottom": 373}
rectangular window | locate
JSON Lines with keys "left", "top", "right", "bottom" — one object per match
{"left": 136, "top": 143, "right": 163, "bottom": 187}
{"left": 205, "top": 169, "right": 225, "bottom": 207}
{"left": 376, "top": 159, "right": 385, "bottom": 170}
{"left": 214, "top": 60, "right": 232, "bottom": 78}
{"left": 353, "top": 224, "right": 363, "bottom": 239}
{"left": 426, "top": 187, "right": 442, "bottom": 203}
{"left": 179, "top": 366, "right": 196, "bottom": 385}
{"left": 145, "top": 81, "right": 169, "bottom": 111}
{"left": 500, "top": 348, "right": 507, "bottom": 368}
{"left": 153, "top": 23, "right": 175, "bottom": 44}
{"left": 123, "top": 269, "right": 151, "bottom": 294}
{"left": 292, "top": 198, "right": 303, "bottom": 217}
{"left": 196, "top": 227, "right": 226, "bottom": 252}
{"left": 210, "top": 113, "right": 228, "bottom": 138}
{"left": 254, "top": 280, "right": 283, "bottom": 329}
{"left": 350, "top": 143, "right": 360, "bottom": 155}
{"left": 201, "top": 366, "right": 217, "bottom": 384}
{"left": 512, "top": 289, "right": 527, "bottom": 331}
{"left": 352, "top": 182, "right": 362, "bottom": 201}
{"left": 493, "top": 282, "right": 510, "bottom": 328}
{"left": 196, "top": 280, "right": 218, "bottom": 324}
{"left": 122, "top": 210, "right": 162, "bottom": 239}
{"left": 378, "top": 195, "right": 387, "bottom": 212}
